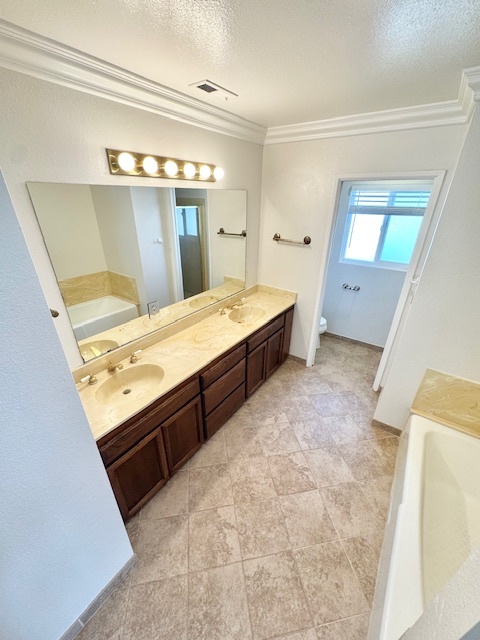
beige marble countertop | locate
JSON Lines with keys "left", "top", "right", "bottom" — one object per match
{"left": 77, "top": 286, "right": 295, "bottom": 441}
{"left": 411, "top": 368, "right": 480, "bottom": 438}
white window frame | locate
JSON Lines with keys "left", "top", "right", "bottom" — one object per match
{"left": 339, "top": 183, "right": 432, "bottom": 272}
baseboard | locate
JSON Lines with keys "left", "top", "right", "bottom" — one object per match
{"left": 372, "top": 419, "right": 402, "bottom": 436}
{"left": 323, "top": 332, "right": 383, "bottom": 352}
{"left": 287, "top": 354, "right": 307, "bottom": 366}
{"left": 59, "top": 554, "right": 137, "bottom": 640}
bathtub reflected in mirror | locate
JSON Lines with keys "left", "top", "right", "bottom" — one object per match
{"left": 27, "top": 183, "right": 247, "bottom": 361}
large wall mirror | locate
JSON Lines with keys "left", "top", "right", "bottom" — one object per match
{"left": 27, "top": 183, "right": 247, "bottom": 362}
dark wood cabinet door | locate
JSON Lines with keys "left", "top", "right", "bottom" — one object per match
{"left": 246, "top": 341, "right": 267, "bottom": 397}
{"left": 107, "top": 426, "right": 169, "bottom": 521}
{"left": 161, "top": 396, "right": 204, "bottom": 474}
{"left": 282, "top": 307, "right": 294, "bottom": 363}
{"left": 266, "top": 328, "right": 284, "bottom": 379}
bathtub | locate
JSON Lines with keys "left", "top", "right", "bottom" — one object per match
{"left": 369, "top": 414, "right": 480, "bottom": 640}
{"left": 67, "top": 296, "right": 138, "bottom": 340}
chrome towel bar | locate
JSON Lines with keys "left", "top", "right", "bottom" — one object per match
{"left": 273, "top": 233, "right": 311, "bottom": 246}
{"left": 217, "top": 228, "right": 247, "bottom": 237}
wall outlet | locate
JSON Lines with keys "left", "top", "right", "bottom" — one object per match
{"left": 147, "top": 300, "right": 159, "bottom": 318}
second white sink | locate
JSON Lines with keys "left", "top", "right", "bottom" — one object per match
{"left": 228, "top": 306, "right": 265, "bottom": 324}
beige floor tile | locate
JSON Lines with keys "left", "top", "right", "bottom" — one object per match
{"left": 243, "top": 551, "right": 312, "bottom": 639}
{"left": 338, "top": 441, "right": 394, "bottom": 482}
{"left": 291, "top": 418, "right": 336, "bottom": 450}
{"left": 230, "top": 455, "right": 277, "bottom": 505}
{"left": 236, "top": 497, "right": 291, "bottom": 559}
{"left": 223, "top": 404, "right": 260, "bottom": 430}
{"left": 274, "top": 630, "right": 318, "bottom": 640}
{"left": 309, "top": 393, "right": 347, "bottom": 418}
{"left": 323, "top": 415, "right": 367, "bottom": 445}
{"left": 303, "top": 446, "right": 355, "bottom": 487}
{"left": 268, "top": 452, "right": 317, "bottom": 495}
{"left": 319, "top": 372, "right": 355, "bottom": 393}
{"left": 342, "top": 531, "right": 384, "bottom": 605}
{"left": 316, "top": 613, "right": 370, "bottom": 640}
{"left": 188, "top": 562, "right": 252, "bottom": 640}
{"left": 129, "top": 516, "right": 188, "bottom": 585}
{"left": 358, "top": 475, "right": 393, "bottom": 522}
{"left": 123, "top": 576, "right": 187, "bottom": 640}
{"left": 321, "top": 482, "right": 383, "bottom": 538}
{"left": 294, "top": 542, "right": 369, "bottom": 627}
{"left": 140, "top": 470, "right": 189, "bottom": 520}
{"left": 76, "top": 588, "right": 128, "bottom": 640}
{"left": 257, "top": 422, "right": 301, "bottom": 456}
{"left": 189, "top": 464, "right": 233, "bottom": 512}
{"left": 189, "top": 505, "right": 242, "bottom": 571}
{"left": 280, "top": 491, "right": 337, "bottom": 548}
{"left": 298, "top": 376, "right": 333, "bottom": 396}
{"left": 370, "top": 436, "right": 399, "bottom": 463}
{"left": 189, "top": 431, "right": 228, "bottom": 468}
{"left": 225, "top": 427, "right": 264, "bottom": 459}
{"left": 337, "top": 391, "right": 377, "bottom": 414}
{"left": 284, "top": 395, "right": 319, "bottom": 422}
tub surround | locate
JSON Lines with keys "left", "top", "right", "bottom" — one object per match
{"left": 411, "top": 368, "right": 480, "bottom": 437}
{"left": 76, "top": 285, "right": 296, "bottom": 440}
{"left": 59, "top": 269, "right": 140, "bottom": 307}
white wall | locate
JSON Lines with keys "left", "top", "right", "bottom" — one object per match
{"left": 207, "top": 190, "right": 247, "bottom": 287}
{"left": 375, "top": 106, "right": 480, "bottom": 429}
{"left": 27, "top": 183, "right": 107, "bottom": 280}
{"left": 0, "top": 173, "right": 133, "bottom": 640}
{"left": 322, "top": 184, "right": 406, "bottom": 347}
{"left": 130, "top": 186, "right": 173, "bottom": 310}
{"left": 259, "top": 125, "right": 466, "bottom": 361}
{"left": 0, "top": 67, "right": 263, "bottom": 370}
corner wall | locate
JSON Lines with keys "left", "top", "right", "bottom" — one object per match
{"left": 0, "top": 173, "right": 133, "bottom": 640}
{"left": 259, "top": 125, "right": 466, "bottom": 361}
{"left": 375, "top": 106, "right": 480, "bottom": 429}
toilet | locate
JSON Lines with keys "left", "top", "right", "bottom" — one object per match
{"left": 316, "top": 315, "right": 327, "bottom": 348}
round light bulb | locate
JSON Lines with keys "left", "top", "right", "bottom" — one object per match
{"left": 213, "top": 166, "right": 225, "bottom": 180}
{"left": 199, "top": 164, "right": 212, "bottom": 179}
{"left": 142, "top": 156, "right": 158, "bottom": 174}
{"left": 164, "top": 160, "right": 178, "bottom": 177}
{"left": 183, "top": 162, "right": 196, "bottom": 179}
{"left": 117, "top": 152, "right": 136, "bottom": 172}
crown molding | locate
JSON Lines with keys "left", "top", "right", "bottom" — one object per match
{"left": 0, "top": 19, "right": 266, "bottom": 145}
{"left": 265, "top": 68, "right": 479, "bottom": 145}
{"left": 464, "top": 65, "right": 480, "bottom": 102}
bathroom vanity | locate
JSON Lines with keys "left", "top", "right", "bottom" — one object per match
{"left": 76, "top": 288, "right": 295, "bottom": 521}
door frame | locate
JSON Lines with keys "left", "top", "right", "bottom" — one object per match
{"left": 175, "top": 197, "right": 210, "bottom": 293}
{"left": 307, "top": 170, "right": 447, "bottom": 390}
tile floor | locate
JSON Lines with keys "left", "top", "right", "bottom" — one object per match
{"left": 78, "top": 335, "right": 399, "bottom": 640}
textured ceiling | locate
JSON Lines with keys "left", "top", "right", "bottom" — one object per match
{"left": 1, "top": 0, "right": 480, "bottom": 127}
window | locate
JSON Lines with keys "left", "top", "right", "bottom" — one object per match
{"left": 340, "top": 184, "right": 432, "bottom": 270}
{"left": 176, "top": 206, "right": 199, "bottom": 237}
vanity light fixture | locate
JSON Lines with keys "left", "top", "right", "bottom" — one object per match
{"left": 106, "top": 149, "right": 224, "bottom": 182}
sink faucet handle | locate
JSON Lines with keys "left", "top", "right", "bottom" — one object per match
{"left": 219, "top": 308, "right": 226, "bottom": 315}
{"left": 80, "top": 373, "right": 98, "bottom": 385}
{"left": 130, "top": 350, "right": 142, "bottom": 363}
{"left": 107, "top": 360, "right": 124, "bottom": 373}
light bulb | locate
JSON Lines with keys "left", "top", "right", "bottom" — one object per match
{"left": 117, "top": 152, "right": 136, "bottom": 172}
{"left": 213, "top": 166, "right": 225, "bottom": 180}
{"left": 199, "top": 164, "right": 212, "bottom": 179}
{"left": 183, "top": 162, "right": 196, "bottom": 179}
{"left": 142, "top": 156, "right": 158, "bottom": 174}
{"left": 164, "top": 160, "right": 178, "bottom": 177}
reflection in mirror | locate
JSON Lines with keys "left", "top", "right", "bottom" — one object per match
{"left": 27, "top": 184, "right": 247, "bottom": 362}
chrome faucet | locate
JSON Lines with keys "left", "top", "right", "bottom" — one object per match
{"left": 107, "top": 360, "right": 124, "bottom": 373}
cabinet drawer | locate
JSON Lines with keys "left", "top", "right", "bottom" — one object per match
{"left": 201, "top": 343, "right": 246, "bottom": 388}
{"left": 204, "top": 383, "right": 246, "bottom": 439}
{"left": 99, "top": 378, "right": 200, "bottom": 466}
{"left": 203, "top": 359, "right": 246, "bottom": 415}
{"left": 247, "top": 315, "right": 284, "bottom": 353}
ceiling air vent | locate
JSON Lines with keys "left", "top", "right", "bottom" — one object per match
{"left": 189, "top": 79, "right": 238, "bottom": 101}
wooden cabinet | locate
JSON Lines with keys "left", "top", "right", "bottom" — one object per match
{"left": 98, "top": 305, "right": 294, "bottom": 519}
{"left": 201, "top": 343, "right": 246, "bottom": 439}
{"left": 98, "top": 376, "right": 202, "bottom": 520}
{"left": 106, "top": 426, "right": 168, "bottom": 521}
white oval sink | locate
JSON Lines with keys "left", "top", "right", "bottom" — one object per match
{"left": 189, "top": 295, "right": 219, "bottom": 310}
{"left": 80, "top": 339, "right": 119, "bottom": 360}
{"left": 228, "top": 306, "right": 265, "bottom": 324}
{"left": 95, "top": 364, "right": 164, "bottom": 405}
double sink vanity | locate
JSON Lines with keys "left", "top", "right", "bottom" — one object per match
{"left": 74, "top": 286, "right": 295, "bottom": 521}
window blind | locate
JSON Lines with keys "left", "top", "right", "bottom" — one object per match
{"left": 348, "top": 189, "right": 431, "bottom": 217}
